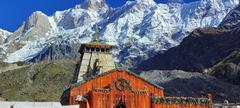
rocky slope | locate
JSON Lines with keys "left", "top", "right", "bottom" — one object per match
{"left": 0, "top": 60, "right": 74, "bottom": 101}
{"left": 209, "top": 50, "right": 240, "bottom": 86}
{"left": 0, "top": 0, "right": 238, "bottom": 66}
{"left": 140, "top": 70, "right": 240, "bottom": 102}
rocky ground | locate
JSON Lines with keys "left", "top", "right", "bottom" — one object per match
{"left": 140, "top": 70, "right": 240, "bottom": 102}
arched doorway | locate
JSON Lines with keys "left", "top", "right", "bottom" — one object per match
{"left": 115, "top": 99, "right": 126, "bottom": 108}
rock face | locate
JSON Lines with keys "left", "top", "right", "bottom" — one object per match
{"left": 0, "top": 29, "right": 11, "bottom": 59}
{"left": 0, "top": 0, "right": 238, "bottom": 65}
{"left": 210, "top": 50, "right": 240, "bottom": 86}
{"left": 137, "top": 4, "right": 240, "bottom": 71}
{"left": 136, "top": 27, "right": 240, "bottom": 72}
{"left": 136, "top": 5, "right": 240, "bottom": 87}
{"left": 219, "top": 5, "right": 240, "bottom": 30}
{"left": 0, "top": 29, "right": 11, "bottom": 44}
{"left": 0, "top": 47, "right": 6, "bottom": 60}
{"left": 10, "top": 11, "right": 51, "bottom": 41}
{"left": 29, "top": 42, "right": 79, "bottom": 62}
{"left": 140, "top": 70, "right": 240, "bottom": 102}
{"left": 4, "top": 11, "right": 51, "bottom": 53}
{"left": 81, "top": 0, "right": 108, "bottom": 11}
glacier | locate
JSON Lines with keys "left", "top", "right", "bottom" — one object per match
{"left": 0, "top": 0, "right": 239, "bottom": 66}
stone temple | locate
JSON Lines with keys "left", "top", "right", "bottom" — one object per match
{"left": 61, "top": 27, "right": 213, "bottom": 108}
{"left": 72, "top": 27, "right": 116, "bottom": 82}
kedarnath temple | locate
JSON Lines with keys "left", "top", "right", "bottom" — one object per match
{"left": 60, "top": 27, "right": 213, "bottom": 108}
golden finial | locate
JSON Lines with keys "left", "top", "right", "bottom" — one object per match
{"left": 93, "top": 25, "right": 100, "bottom": 43}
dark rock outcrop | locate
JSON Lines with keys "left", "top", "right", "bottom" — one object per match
{"left": 209, "top": 50, "right": 240, "bottom": 86}
{"left": 29, "top": 43, "right": 79, "bottom": 62}
{"left": 140, "top": 70, "right": 240, "bottom": 102}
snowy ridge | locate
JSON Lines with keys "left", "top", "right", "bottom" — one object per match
{"left": 0, "top": 0, "right": 239, "bottom": 66}
{"left": 0, "top": 29, "right": 11, "bottom": 59}
{"left": 0, "top": 29, "right": 12, "bottom": 44}
{"left": 219, "top": 5, "right": 240, "bottom": 29}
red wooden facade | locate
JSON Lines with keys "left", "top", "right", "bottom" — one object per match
{"left": 61, "top": 69, "right": 212, "bottom": 108}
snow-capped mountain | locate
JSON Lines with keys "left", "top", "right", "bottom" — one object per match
{"left": 0, "top": 29, "right": 11, "bottom": 59}
{"left": 0, "top": 29, "right": 11, "bottom": 44}
{"left": 0, "top": 0, "right": 239, "bottom": 66}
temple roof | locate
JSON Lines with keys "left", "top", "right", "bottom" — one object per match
{"left": 70, "top": 68, "right": 164, "bottom": 90}
{"left": 79, "top": 42, "right": 114, "bottom": 49}
{"left": 78, "top": 25, "right": 116, "bottom": 53}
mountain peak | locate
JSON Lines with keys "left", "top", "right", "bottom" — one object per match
{"left": 0, "top": 28, "right": 10, "bottom": 34}
{"left": 32, "top": 11, "right": 48, "bottom": 17}
{"left": 25, "top": 11, "right": 50, "bottom": 29}
{"left": 81, "top": 0, "right": 108, "bottom": 11}
{"left": 136, "top": 0, "right": 156, "bottom": 5}
{"left": 0, "top": 29, "right": 11, "bottom": 37}
{"left": 0, "top": 29, "right": 11, "bottom": 44}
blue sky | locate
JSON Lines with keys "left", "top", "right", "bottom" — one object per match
{"left": 0, "top": 0, "right": 198, "bottom": 32}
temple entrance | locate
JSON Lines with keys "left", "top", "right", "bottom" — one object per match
{"left": 115, "top": 103, "right": 126, "bottom": 108}
{"left": 115, "top": 99, "right": 126, "bottom": 108}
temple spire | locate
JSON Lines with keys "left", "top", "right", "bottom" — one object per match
{"left": 92, "top": 25, "right": 100, "bottom": 43}
{"left": 72, "top": 24, "right": 116, "bottom": 82}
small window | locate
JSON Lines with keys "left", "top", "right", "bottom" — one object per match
{"left": 101, "top": 48, "right": 105, "bottom": 52}
{"left": 106, "top": 48, "right": 110, "bottom": 52}
{"left": 86, "top": 47, "right": 90, "bottom": 51}
{"left": 91, "top": 48, "right": 94, "bottom": 52}
{"left": 96, "top": 48, "right": 100, "bottom": 52}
